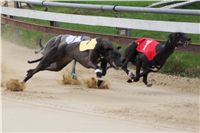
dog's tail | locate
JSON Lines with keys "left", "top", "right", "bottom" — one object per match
{"left": 28, "top": 57, "right": 43, "bottom": 64}
{"left": 35, "top": 39, "right": 44, "bottom": 54}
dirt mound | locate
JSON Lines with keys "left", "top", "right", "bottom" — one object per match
{"left": 5, "top": 79, "right": 25, "bottom": 91}
{"left": 62, "top": 73, "right": 81, "bottom": 85}
{"left": 84, "top": 77, "right": 109, "bottom": 89}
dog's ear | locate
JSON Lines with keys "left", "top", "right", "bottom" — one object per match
{"left": 168, "top": 33, "right": 177, "bottom": 43}
{"left": 170, "top": 32, "right": 183, "bottom": 39}
{"left": 175, "top": 32, "right": 186, "bottom": 39}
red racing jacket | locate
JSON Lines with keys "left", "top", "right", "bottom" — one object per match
{"left": 135, "top": 38, "right": 159, "bottom": 61}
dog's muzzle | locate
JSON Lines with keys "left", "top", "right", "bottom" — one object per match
{"left": 184, "top": 39, "right": 191, "bottom": 47}
{"left": 178, "top": 39, "right": 190, "bottom": 47}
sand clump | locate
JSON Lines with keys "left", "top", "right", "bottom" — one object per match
{"left": 62, "top": 73, "right": 109, "bottom": 89}
{"left": 6, "top": 79, "right": 25, "bottom": 91}
{"left": 84, "top": 77, "right": 109, "bottom": 89}
{"left": 62, "top": 74, "right": 81, "bottom": 85}
{"left": 84, "top": 77, "right": 96, "bottom": 88}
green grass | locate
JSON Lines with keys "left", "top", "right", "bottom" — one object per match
{"left": 181, "top": 2, "right": 200, "bottom": 9}
{"left": 161, "top": 51, "right": 200, "bottom": 77}
{"left": 1, "top": 24, "right": 53, "bottom": 48}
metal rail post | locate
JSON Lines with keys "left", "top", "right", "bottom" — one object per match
{"left": 50, "top": 21, "right": 59, "bottom": 27}
{"left": 113, "top": 5, "right": 131, "bottom": 37}
{"left": 42, "top": 7, "right": 59, "bottom": 27}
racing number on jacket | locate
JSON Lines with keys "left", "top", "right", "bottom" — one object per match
{"left": 142, "top": 40, "right": 153, "bottom": 51}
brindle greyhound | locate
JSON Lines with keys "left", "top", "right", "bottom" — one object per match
{"left": 24, "top": 35, "right": 122, "bottom": 87}
{"left": 121, "top": 32, "right": 191, "bottom": 87}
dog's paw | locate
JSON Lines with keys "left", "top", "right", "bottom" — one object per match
{"left": 134, "top": 78, "right": 139, "bottom": 82}
{"left": 97, "top": 80, "right": 103, "bottom": 88}
{"left": 127, "top": 79, "right": 133, "bottom": 83}
{"left": 128, "top": 72, "right": 135, "bottom": 79}
{"left": 146, "top": 83, "right": 152, "bottom": 87}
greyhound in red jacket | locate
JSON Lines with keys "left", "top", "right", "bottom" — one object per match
{"left": 121, "top": 32, "right": 191, "bottom": 87}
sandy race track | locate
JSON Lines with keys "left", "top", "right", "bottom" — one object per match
{"left": 1, "top": 40, "right": 200, "bottom": 132}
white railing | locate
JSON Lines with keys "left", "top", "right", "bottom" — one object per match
{"left": 1, "top": 7, "right": 200, "bottom": 34}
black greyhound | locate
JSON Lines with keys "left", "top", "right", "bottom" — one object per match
{"left": 122, "top": 32, "right": 191, "bottom": 87}
{"left": 24, "top": 35, "right": 122, "bottom": 87}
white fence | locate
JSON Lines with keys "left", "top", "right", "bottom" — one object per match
{"left": 1, "top": 7, "right": 200, "bottom": 34}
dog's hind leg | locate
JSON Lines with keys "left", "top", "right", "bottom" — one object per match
{"left": 142, "top": 70, "right": 152, "bottom": 87}
{"left": 23, "top": 61, "right": 53, "bottom": 83}
{"left": 23, "top": 57, "right": 72, "bottom": 83}
{"left": 23, "top": 45, "right": 59, "bottom": 83}
{"left": 45, "top": 58, "right": 73, "bottom": 72}
{"left": 23, "top": 69, "right": 36, "bottom": 82}
{"left": 28, "top": 57, "right": 43, "bottom": 64}
{"left": 23, "top": 62, "right": 49, "bottom": 83}
{"left": 23, "top": 35, "right": 62, "bottom": 83}
{"left": 70, "top": 60, "right": 77, "bottom": 79}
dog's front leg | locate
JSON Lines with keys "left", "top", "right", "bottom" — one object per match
{"left": 95, "top": 67, "right": 103, "bottom": 88}
{"left": 134, "top": 58, "right": 142, "bottom": 82}
{"left": 90, "top": 62, "right": 103, "bottom": 88}
{"left": 141, "top": 69, "right": 152, "bottom": 87}
{"left": 100, "top": 58, "right": 107, "bottom": 76}
{"left": 143, "top": 74, "right": 152, "bottom": 87}
{"left": 121, "top": 58, "right": 135, "bottom": 82}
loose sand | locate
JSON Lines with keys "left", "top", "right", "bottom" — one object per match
{"left": 1, "top": 40, "right": 200, "bottom": 132}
